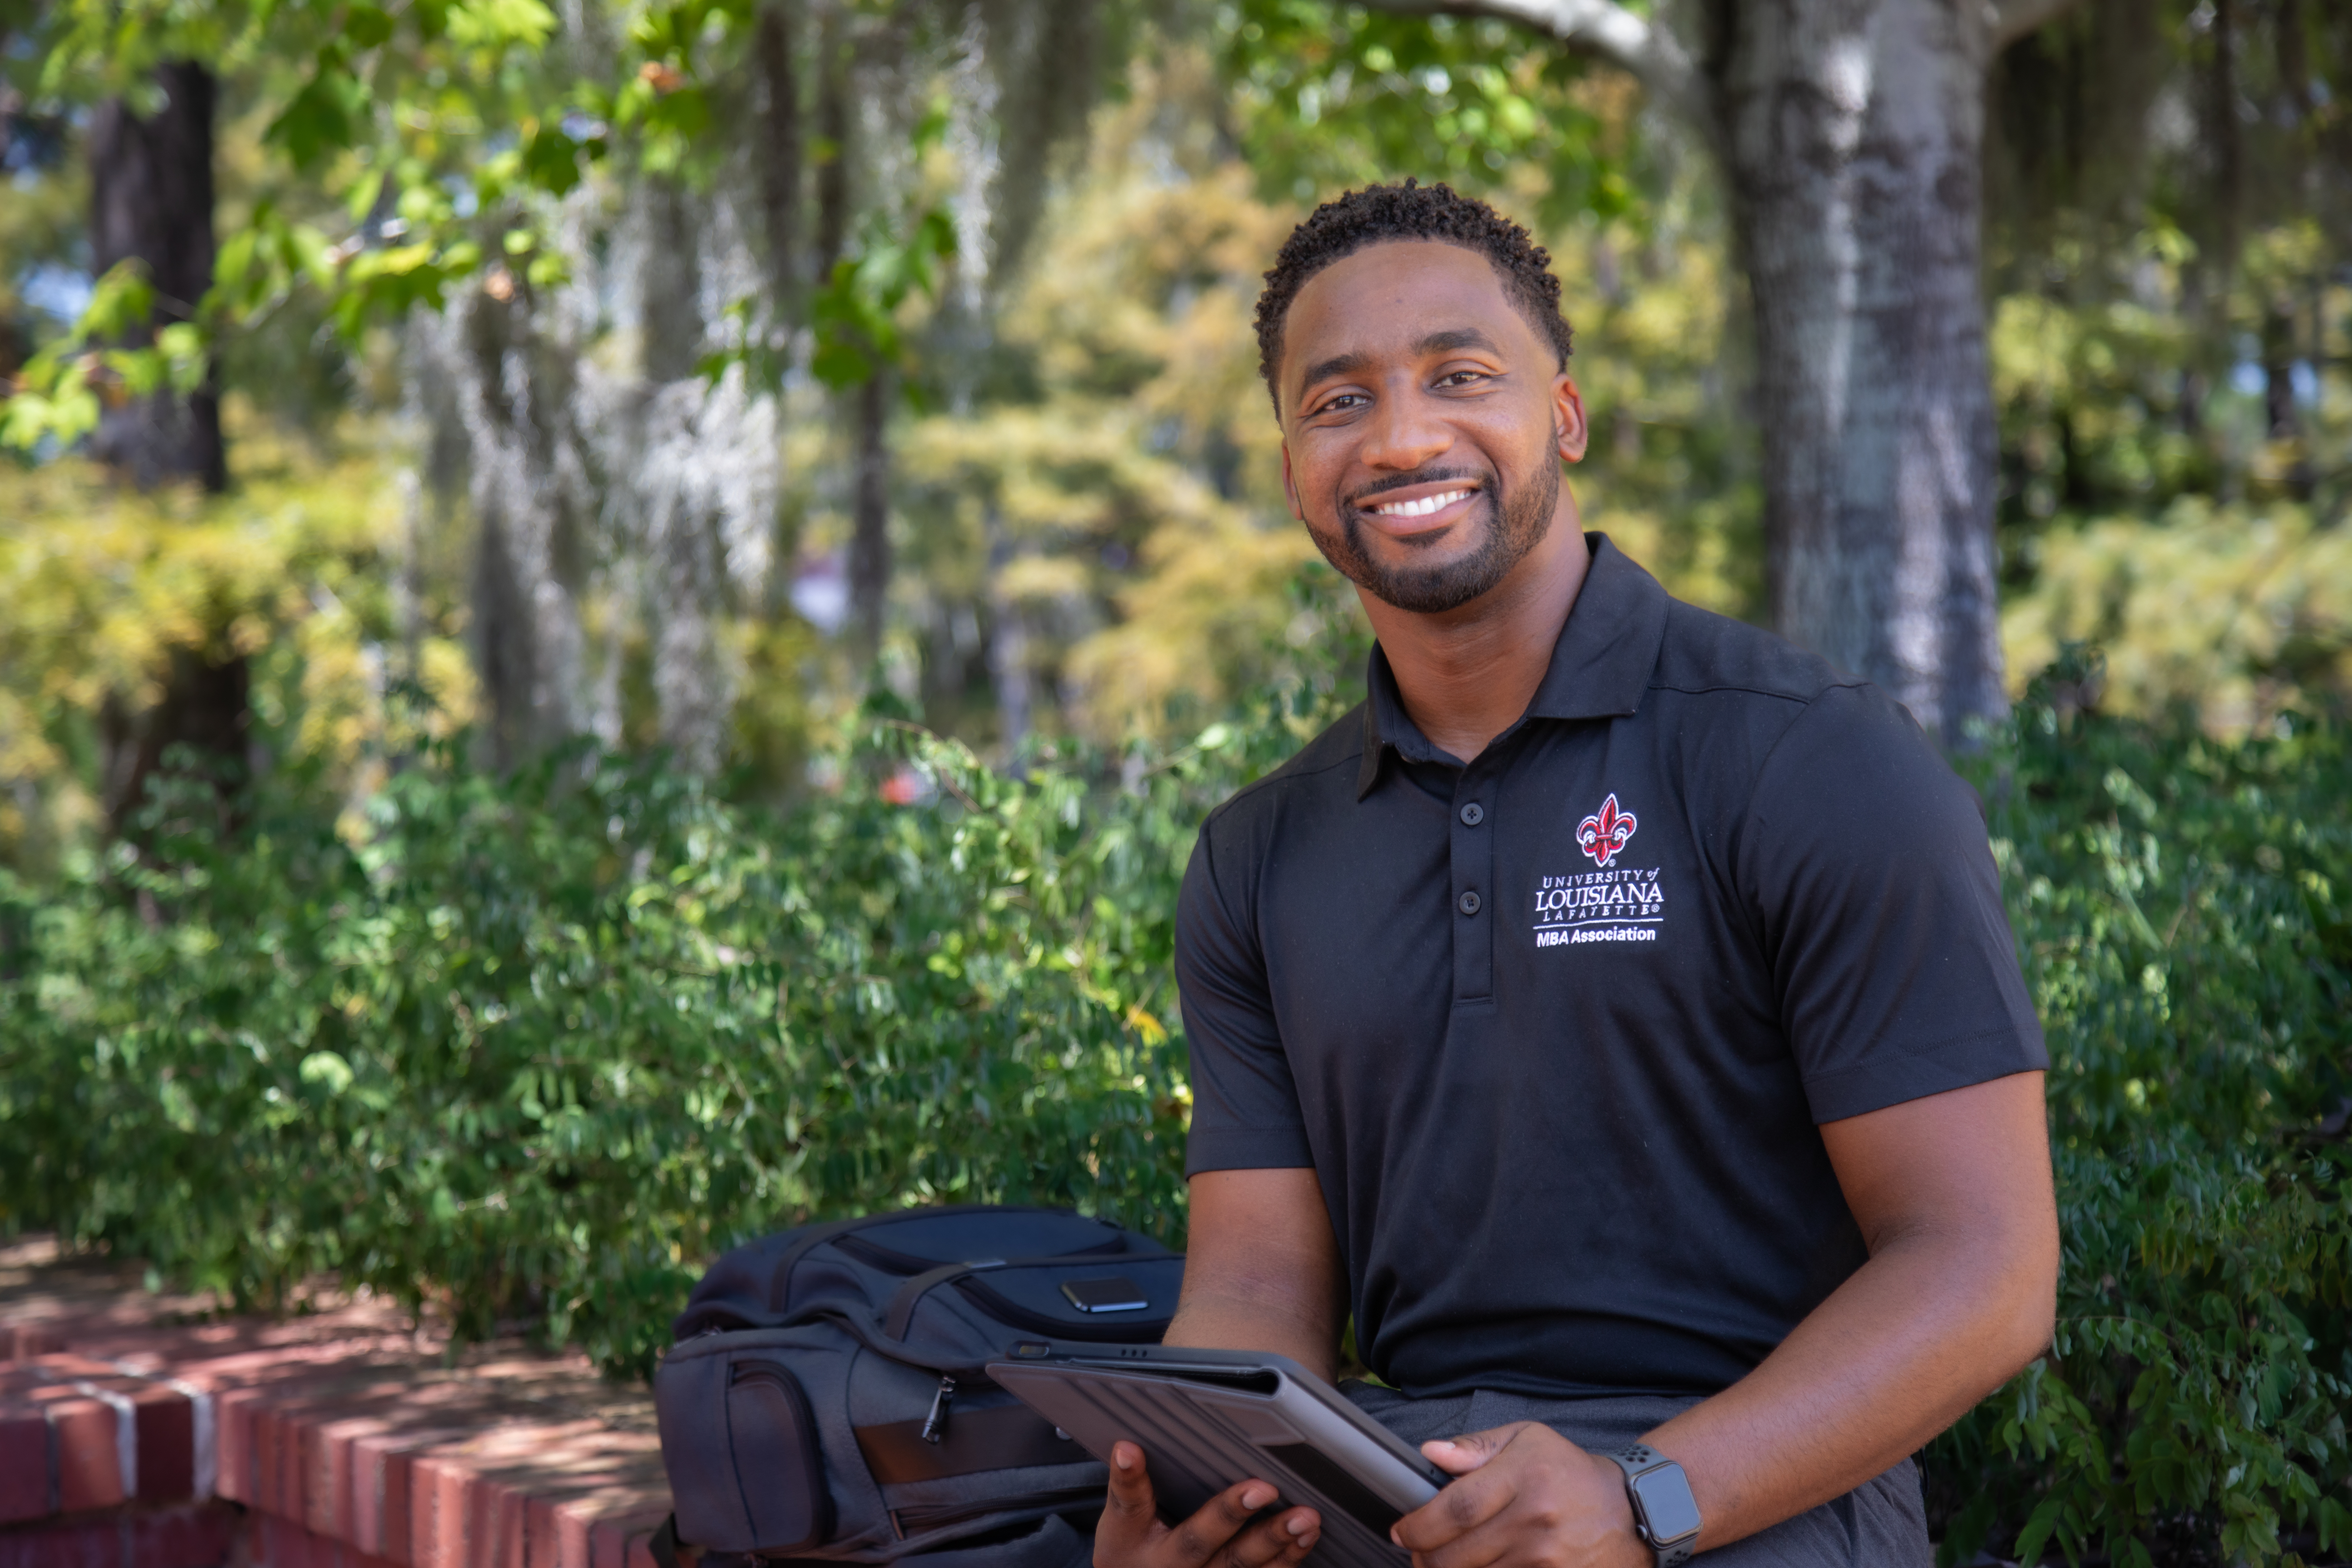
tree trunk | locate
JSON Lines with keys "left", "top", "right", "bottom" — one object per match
{"left": 1721, "top": 0, "right": 2005, "bottom": 740}
{"left": 981, "top": 500, "right": 1033, "bottom": 762}
{"left": 754, "top": 0, "right": 804, "bottom": 321}
{"left": 848, "top": 371, "right": 892, "bottom": 663}
{"left": 441, "top": 289, "right": 592, "bottom": 769}
{"left": 99, "top": 647, "right": 251, "bottom": 838}
{"left": 813, "top": 9, "right": 852, "bottom": 280}
{"left": 640, "top": 177, "right": 704, "bottom": 383}
{"left": 87, "top": 61, "right": 225, "bottom": 492}
{"left": 87, "top": 60, "right": 247, "bottom": 833}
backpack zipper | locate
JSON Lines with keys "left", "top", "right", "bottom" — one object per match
{"left": 919, "top": 1373, "right": 957, "bottom": 1443}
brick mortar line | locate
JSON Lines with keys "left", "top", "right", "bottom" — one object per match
{"left": 71, "top": 1381, "right": 140, "bottom": 1500}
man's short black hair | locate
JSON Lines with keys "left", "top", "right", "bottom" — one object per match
{"left": 1253, "top": 179, "right": 1575, "bottom": 415}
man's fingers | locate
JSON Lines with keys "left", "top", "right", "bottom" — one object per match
{"left": 1094, "top": 1456, "right": 1317, "bottom": 1568}
{"left": 1276, "top": 1508, "right": 1322, "bottom": 1556}
{"left": 1391, "top": 1452, "right": 1516, "bottom": 1553}
{"left": 1105, "top": 1443, "right": 1159, "bottom": 1517}
{"left": 1419, "top": 1422, "right": 1532, "bottom": 1477}
{"left": 1096, "top": 1441, "right": 1163, "bottom": 1564}
{"left": 1165, "top": 1478, "right": 1283, "bottom": 1568}
{"left": 1405, "top": 1513, "right": 1519, "bottom": 1568}
{"left": 1216, "top": 1508, "right": 1323, "bottom": 1568}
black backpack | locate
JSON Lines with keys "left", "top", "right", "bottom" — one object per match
{"left": 653, "top": 1205, "right": 1184, "bottom": 1568}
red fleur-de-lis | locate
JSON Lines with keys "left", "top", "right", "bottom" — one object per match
{"left": 1577, "top": 793, "right": 1638, "bottom": 868}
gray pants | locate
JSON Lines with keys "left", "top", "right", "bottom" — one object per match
{"left": 1342, "top": 1385, "right": 1931, "bottom": 1567}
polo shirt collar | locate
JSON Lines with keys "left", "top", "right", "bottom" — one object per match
{"left": 1356, "top": 532, "right": 1670, "bottom": 799}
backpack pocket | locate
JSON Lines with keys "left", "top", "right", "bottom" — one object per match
{"left": 728, "top": 1359, "right": 833, "bottom": 1553}
{"left": 658, "top": 1339, "right": 842, "bottom": 1555}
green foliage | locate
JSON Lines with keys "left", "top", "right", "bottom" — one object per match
{"left": 4, "top": 605, "right": 2352, "bottom": 1560}
{"left": 806, "top": 202, "right": 959, "bottom": 394}
{"left": 1982, "top": 1, "right": 2352, "bottom": 545}
{"left": 1217, "top": 0, "right": 1636, "bottom": 225}
{"left": 1930, "top": 657, "right": 2352, "bottom": 1565}
{"left": 0, "top": 643, "right": 1360, "bottom": 1376}
{"left": 0, "top": 411, "right": 469, "bottom": 875}
{"left": 1, "top": 0, "right": 644, "bottom": 448}
{"left": 2001, "top": 497, "right": 2352, "bottom": 733}
{"left": 0, "top": 261, "right": 209, "bottom": 450}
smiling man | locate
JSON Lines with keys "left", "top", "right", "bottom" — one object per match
{"left": 1091, "top": 183, "right": 2058, "bottom": 1568}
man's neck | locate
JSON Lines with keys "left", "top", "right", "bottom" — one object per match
{"left": 1361, "top": 499, "right": 1591, "bottom": 764}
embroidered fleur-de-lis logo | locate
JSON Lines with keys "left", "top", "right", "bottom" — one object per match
{"left": 1577, "top": 793, "right": 1638, "bottom": 868}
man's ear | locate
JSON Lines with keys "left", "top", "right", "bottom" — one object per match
{"left": 1281, "top": 443, "right": 1303, "bottom": 520}
{"left": 1554, "top": 373, "right": 1589, "bottom": 464}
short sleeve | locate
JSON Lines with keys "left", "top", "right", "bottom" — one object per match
{"left": 1738, "top": 684, "right": 2047, "bottom": 1123}
{"left": 1176, "top": 824, "right": 1316, "bottom": 1173}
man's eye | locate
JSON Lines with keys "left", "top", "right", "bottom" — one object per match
{"left": 1317, "top": 393, "right": 1367, "bottom": 414}
{"left": 1439, "top": 370, "right": 1486, "bottom": 388}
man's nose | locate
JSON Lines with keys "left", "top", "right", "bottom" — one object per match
{"left": 1359, "top": 387, "right": 1452, "bottom": 471}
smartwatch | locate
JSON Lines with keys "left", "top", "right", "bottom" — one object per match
{"left": 1605, "top": 1445, "right": 1702, "bottom": 1567}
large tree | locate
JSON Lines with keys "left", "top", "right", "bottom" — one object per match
{"left": 85, "top": 61, "right": 225, "bottom": 491}
{"left": 85, "top": 61, "right": 251, "bottom": 827}
{"left": 1351, "top": 0, "right": 2089, "bottom": 742}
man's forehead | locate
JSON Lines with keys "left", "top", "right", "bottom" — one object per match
{"left": 1283, "top": 240, "right": 1533, "bottom": 380}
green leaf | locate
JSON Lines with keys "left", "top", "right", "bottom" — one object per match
{"left": 345, "top": 5, "right": 396, "bottom": 48}
{"left": 810, "top": 338, "right": 874, "bottom": 390}
{"left": 521, "top": 122, "right": 586, "bottom": 196}
{"left": 444, "top": 0, "right": 557, "bottom": 49}
{"left": 267, "top": 57, "right": 371, "bottom": 172}
{"left": 2012, "top": 1493, "right": 2071, "bottom": 1568}
{"left": 299, "top": 1052, "right": 355, "bottom": 1095}
{"left": 83, "top": 261, "right": 160, "bottom": 339}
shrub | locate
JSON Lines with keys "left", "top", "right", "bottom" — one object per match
{"left": 0, "top": 651, "right": 1358, "bottom": 1376}
{"left": 1932, "top": 662, "right": 2352, "bottom": 1566}
{"left": 3, "top": 642, "right": 2348, "bottom": 1565}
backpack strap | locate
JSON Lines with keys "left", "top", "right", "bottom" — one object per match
{"left": 650, "top": 1515, "right": 715, "bottom": 1568}
{"left": 768, "top": 1203, "right": 1080, "bottom": 1315}
{"left": 884, "top": 1258, "right": 1009, "bottom": 1340}
{"left": 765, "top": 1217, "right": 878, "bottom": 1314}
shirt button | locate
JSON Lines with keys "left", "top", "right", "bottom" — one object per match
{"left": 1460, "top": 803, "right": 1485, "bottom": 826}
{"left": 1458, "top": 890, "right": 1482, "bottom": 916}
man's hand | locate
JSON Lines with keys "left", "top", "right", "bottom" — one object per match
{"left": 1094, "top": 1440, "right": 1322, "bottom": 1568}
{"left": 1392, "top": 1424, "right": 1645, "bottom": 1568}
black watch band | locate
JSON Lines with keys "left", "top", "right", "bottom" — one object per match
{"left": 1606, "top": 1445, "right": 1701, "bottom": 1568}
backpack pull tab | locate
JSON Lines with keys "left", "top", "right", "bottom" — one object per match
{"left": 919, "top": 1374, "right": 957, "bottom": 1444}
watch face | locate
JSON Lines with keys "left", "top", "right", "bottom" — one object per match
{"left": 1631, "top": 1467, "right": 1703, "bottom": 1543}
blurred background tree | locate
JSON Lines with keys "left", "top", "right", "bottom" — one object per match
{"left": 5, "top": 0, "right": 2342, "bottom": 830}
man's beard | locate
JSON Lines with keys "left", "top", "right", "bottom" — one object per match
{"left": 1308, "top": 448, "right": 1561, "bottom": 615}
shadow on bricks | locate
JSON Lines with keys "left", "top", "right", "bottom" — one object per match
{"left": 2, "top": 1238, "right": 672, "bottom": 1568}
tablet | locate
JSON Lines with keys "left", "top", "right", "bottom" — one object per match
{"left": 985, "top": 1346, "right": 1447, "bottom": 1568}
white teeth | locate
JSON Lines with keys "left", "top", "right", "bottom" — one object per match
{"left": 1371, "top": 489, "right": 1470, "bottom": 518}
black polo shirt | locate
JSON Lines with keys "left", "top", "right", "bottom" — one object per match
{"left": 1176, "top": 535, "right": 2045, "bottom": 1401}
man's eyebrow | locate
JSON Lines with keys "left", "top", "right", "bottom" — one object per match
{"left": 1416, "top": 327, "right": 1502, "bottom": 357}
{"left": 1297, "top": 349, "right": 1371, "bottom": 396}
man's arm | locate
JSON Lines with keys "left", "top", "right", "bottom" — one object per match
{"left": 1093, "top": 1168, "right": 1343, "bottom": 1568}
{"left": 1164, "top": 1168, "right": 1347, "bottom": 1375}
{"left": 1395, "top": 1071, "right": 2058, "bottom": 1566}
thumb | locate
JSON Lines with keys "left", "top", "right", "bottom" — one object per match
{"left": 1420, "top": 1423, "right": 1530, "bottom": 1476}
{"left": 1098, "top": 1441, "right": 1161, "bottom": 1548}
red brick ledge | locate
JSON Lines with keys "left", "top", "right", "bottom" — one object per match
{"left": 1, "top": 1240, "right": 670, "bottom": 1568}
